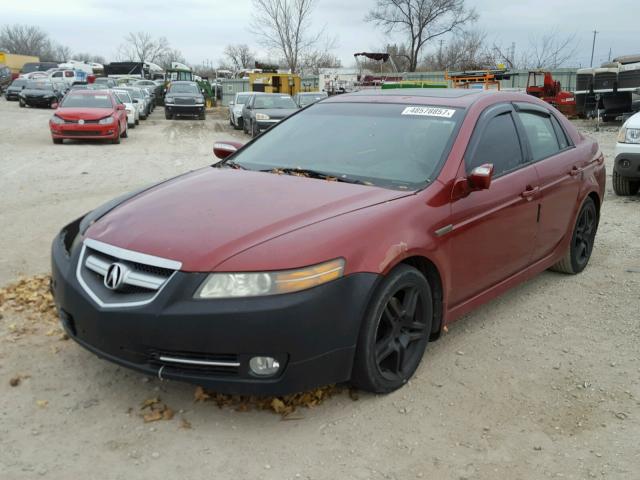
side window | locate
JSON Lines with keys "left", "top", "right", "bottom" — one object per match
{"left": 550, "top": 115, "right": 570, "bottom": 149}
{"left": 52, "top": 72, "right": 62, "bottom": 78}
{"left": 468, "top": 112, "right": 523, "bottom": 176}
{"left": 517, "top": 112, "right": 561, "bottom": 161}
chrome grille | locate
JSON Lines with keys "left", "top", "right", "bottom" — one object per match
{"left": 76, "top": 238, "right": 181, "bottom": 308}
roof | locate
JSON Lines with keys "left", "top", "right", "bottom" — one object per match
{"left": 324, "top": 88, "right": 495, "bottom": 107}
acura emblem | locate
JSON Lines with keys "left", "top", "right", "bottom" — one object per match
{"left": 104, "top": 263, "right": 127, "bottom": 290}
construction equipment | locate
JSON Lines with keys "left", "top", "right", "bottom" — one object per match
{"left": 446, "top": 69, "right": 511, "bottom": 90}
{"left": 0, "top": 52, "right": 40, "bottom": 79}
{"left": 526, "top": 71, "right": 576, "bottom": 117}
{"left": 249, "top": 73, "right": 301, "bottom": 96}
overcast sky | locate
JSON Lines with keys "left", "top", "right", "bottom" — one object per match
{"left": 3, "top": 0, "right": 638, "bottom": 68}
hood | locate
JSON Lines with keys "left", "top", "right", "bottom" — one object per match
{"left": 258, "top": 108, "right": 298, "bottom": 119}
{"left": 85, "top": 167, "right": 412, "bottom": 271}
{"left": 22, "top": 89, "right": 55, "bottom": 97}
{"left": 56, "top": 107, "right": 114, "bottom": 120}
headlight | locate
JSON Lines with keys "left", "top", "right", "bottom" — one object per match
{"left": 618, "top": 127, "right": 640, "bottom": 144}
{"left": 50, "top": 115, "right": 64, "bottom": 125}
{"left": 197, "top": 96, "right": 204, "bottom": 103}
{"left": 98, "top": 116, "right": 115, "bottom": 125}
{"left": 165, "top": 97, "right": 174, "bottom": 104}
{"left": 195, "top": 258, "right": 345, "bottom": 299}
{"left": 255, "top": 113, "right": 270, "bottom": 120}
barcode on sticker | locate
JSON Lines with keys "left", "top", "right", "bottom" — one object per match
{"left": 401, "top": 106, "right": 456, "bottom": 118}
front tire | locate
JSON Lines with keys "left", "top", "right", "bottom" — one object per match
{"left": 550, "top": 196, "right": 598, "bottom": 274}
{"left": 351, "top": 265, "right": 433, "bottom": 393}
{"left": 52, "top": 138, "right": 63, "bottom": 144}
{"left": 165, "top": 111, "right": 172, "bottom": 120}
{"left": 199, "top": 110, "right": 206, "bottom": 120}
{"left": 612, "top": 171, "right": 640, "bottom": 196}
{"left": 251, "top": 121, "right": 259, "bottom": 137}
{"left": 19, "top": 99, "right": 25, "bottom": 108}
{"left": 112, "top": 125, "right": 121, "bottom": 144}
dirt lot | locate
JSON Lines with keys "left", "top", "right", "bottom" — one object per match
{"left": 0, "top": 98, "right": 638, "bottom": 480}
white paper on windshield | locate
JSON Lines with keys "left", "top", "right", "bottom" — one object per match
{"left": 94, "top": 95, "right": 108, "bottom": 99}
{"left": 401, "top": 106, "right": 455, "bottom": 118}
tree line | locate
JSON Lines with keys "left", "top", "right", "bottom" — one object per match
{"left": 0, "top": 0, "right": 578, "bottom": 75}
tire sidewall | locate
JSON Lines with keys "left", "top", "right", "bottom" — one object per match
{"left": 569, "top": 197, "right": 597, "bottom": 273}
{"left": 353, "top": 265, "right": 433, "bottom": 393}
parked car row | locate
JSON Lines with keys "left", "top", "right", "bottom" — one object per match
{"left": 228, "top": 90, "right": 328, "bottom": 136}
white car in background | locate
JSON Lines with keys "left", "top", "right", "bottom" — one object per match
{"left": 614, "top": 111, "right": 640, "bottom": 195}
{"left": 228, "top": 92, "right": 261, "bottom": 130}
{"left": 113, "top": 89, "right": 139, "bottom": 127}
{"left": 121, "top": 86, "right": 150, "bottom": 119}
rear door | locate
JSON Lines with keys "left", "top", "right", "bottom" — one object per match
{"left": 513, "top": 103, "right": 582, "bottom": 261}
{"left": 449, "top": 103, "right": 541, "bottom": 306}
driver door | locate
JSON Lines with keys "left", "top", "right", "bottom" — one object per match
{"left": 448, "top": 104, "right": 541, "bottom": 307}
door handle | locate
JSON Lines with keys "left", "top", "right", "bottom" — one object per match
{"left": 521, "top": 186, "right": 540, "bottom": 200}
{"left": 569, "top": 166, "right": 582, "bottom": 177}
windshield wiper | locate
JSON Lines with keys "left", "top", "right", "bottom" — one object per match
{"left": 262, "top": 167, "right": 372, "bottom": 185}
{"left": 220, "top": 160, "right": 246, "bottom": 170}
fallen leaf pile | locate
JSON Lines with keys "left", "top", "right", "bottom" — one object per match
{"left": 193, "top": 384, "right": 355, "bottom": 417}
{"left": 0, "top": 275, "right": 57, "bottom": 323}
{"left": 141, "top": 397, "right": 175, "bottom": 423}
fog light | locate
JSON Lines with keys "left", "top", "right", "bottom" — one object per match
{"left": 620, "top": 159, "right": 631, "bottom": 168}
{"left": 249, "top": 356, "right": 280, "bottom": 376}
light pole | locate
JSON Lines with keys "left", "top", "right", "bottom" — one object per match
{"left": 590, "top": 30, "right": 598, "bottom": 67}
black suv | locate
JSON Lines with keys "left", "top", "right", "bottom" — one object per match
{"left": 164, "top": 81, "right": 206, "bottom": 120}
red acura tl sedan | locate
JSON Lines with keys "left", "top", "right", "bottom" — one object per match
{"left": 49, "top": 90, "right": 128, "bottom": 144}
{"left": 51, "top": 89, "right": 605, "bottom": 395}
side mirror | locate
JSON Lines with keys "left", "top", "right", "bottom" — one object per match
{"left": 229, "top": 101, "right": 234, "bottom": 106}
{"left": 51, "top": 102, "right": 59, "bottom": 109}
{"left": 451, "top": 163, "right": 494, "bottom": 200}
{"left": 468, "top": 164, "right": 494, "bottom": 190}
{"left": 133, "top": 99, "right": 139, "bottom": 103}
{"left": 116, "top": 104, "right": 125, "bottom": 110}
{"left": 213, "top": 141, "right": 244, "bottom": 160}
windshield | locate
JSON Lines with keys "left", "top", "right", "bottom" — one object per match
{"left": 169, "top": 83, "right": 199, "bottom": 94}
{"left": 123, "top": 88, "right": 142, "bottom": 99}
{"left": 26, "top": 81, "right": 54, "bottom": 91}
{"left": 299, "top": 94, "right": 327, "bottom": 106}
{"left": 228, "top": 103, "right": 462, "bottom": 190}
{"left": 254, "top": 95, "right": 296, "bottom": 109}
{"left": 235, "top": 94, "right": 251, "bottom": 105}
{"left": 114, "top": 91, "right": 132, "bottom": 103}
{"left": 61, "top": 93, "right": 113, "bottom": 109}
{"left": 11, "top": 79, "right": 27, "bottom": 88}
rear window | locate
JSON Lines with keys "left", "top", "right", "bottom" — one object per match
{"left": 61, "top": 93, "right": 113, "bottom": 108}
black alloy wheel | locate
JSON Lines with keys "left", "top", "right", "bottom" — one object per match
{"left": 352, "top": 265, "right": 433, "bottom": 393}
{"left": 572, "top": 198, "right": 597, "bottom": 270}
{"left": 551, "top": 197, "right": 598, "bottom": 274}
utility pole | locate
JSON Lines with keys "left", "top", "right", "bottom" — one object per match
{"left": 608, "top": 47, "right": 612, "bottom": 62}
{"left": 590, "top": 29, "right": 598, "bottom": 67}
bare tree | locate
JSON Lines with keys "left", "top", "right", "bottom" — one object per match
{"left": 74, "top": 52, "right": 107, "bottom": 64}
{"left": 423, "top": 30, "right": 492, "bottom": 71}
{"left": 0, "top": 24, "right": 51, "bottom": 56}
{"left": 223, "top": 44, "right": 256, "bottom": 72}
{"left": 366, "top": 0, "right": 477, "bottom": 72}
{"left": 156, "top": 48, "right": 187, "bottom": 70}
{"left": 117, "top": 32, "right": 170, "bottom": 64}
{"left": 300, "top": 50, "right": 342, "bottom": 75}
{"left": 50, "top": 43, "right": 72, "bottom": 62}
{"left": 524, "top": 29, "right": 578, "bottom": 69}
{"left": 251, "top": 0, "right": 327, "bottom": 73}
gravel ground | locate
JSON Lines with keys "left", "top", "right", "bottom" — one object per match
{"left": 0, "top": 99, "right": 638, "bottom": 480}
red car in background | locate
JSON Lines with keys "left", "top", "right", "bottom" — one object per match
{"left": 51, "top": 89, "right": 605, "bottom": 395}
{"left": 49, "top": 90, "right": 128, "bottom": 144}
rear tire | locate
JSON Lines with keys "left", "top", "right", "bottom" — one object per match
{"left": 612, "top": 171, "right": 640, "bottom": 196}
{"left": 351, "top": 264, "right": 433, "bottom": 393}
{"left": 550, "top": 197, "right": 598, "bottom": 274}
